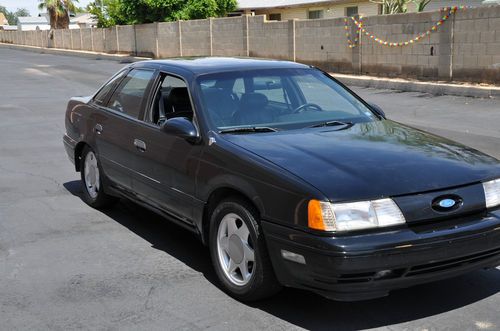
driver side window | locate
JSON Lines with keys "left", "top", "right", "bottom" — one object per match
{"left": 149, "top": 73, "right": 193, "bottom": 126}
{"left": 107, "top": 69, "right": 155, "bottom": 119}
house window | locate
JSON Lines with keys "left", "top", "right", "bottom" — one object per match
{"left": 308, "top": 10, "right": 324, "bottom": 19}
{"left": 269, "top": 13, "right": 282, "bottom": 21}
{"left": 345, "top": 6, "right": 358, "bottom": 17}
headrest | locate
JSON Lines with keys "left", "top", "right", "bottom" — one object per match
{"left": 239, "top": 93, "right": 268, "bottom": 111}
{"left": 202, "top": 88, "right": 223, "bottom": 102}
{"left": 168, "top": 87, "right": 190, "bottom": 105}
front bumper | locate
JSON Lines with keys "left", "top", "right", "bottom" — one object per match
{"left": 262, "top": 210, "right": 500, "bottom": 301}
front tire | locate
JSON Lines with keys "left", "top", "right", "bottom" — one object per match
{"left": 80, "top": 146, "right": 117, "bottom": 209}
{"left": 209, "top": 198, "right": 282, "bottom": 301}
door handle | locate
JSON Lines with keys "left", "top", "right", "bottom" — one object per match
{"left": 134, "top": 139, "right": 147, "bottom": 152}
{"left": 94, "top": 124, "right": 103, "bottom": 134}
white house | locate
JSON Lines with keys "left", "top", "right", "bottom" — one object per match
{"left": 236, "top": 0, "right": 377, "bottom": 20}
{"left": 17, "top": 13, "right": 96, "bottom": 31}
{"left": 0, "top": 25, "right": 18, "bottom": 30}
{"left": 17, "top": 16, "right": 51, "bottom": 31}
{"left": 235, "top": 0, "right": 489, "bottom": 21}
{"left": 70, "top": 13, "right": 97, "bottom": 29}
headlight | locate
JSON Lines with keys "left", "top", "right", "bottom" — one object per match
{"left": 483, "top": 178, "right": 500, "bottom": 209}
{"left": 308, "top": 198, "right": 405, "bottom": 232}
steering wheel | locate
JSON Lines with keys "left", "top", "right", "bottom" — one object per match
{"left": 293, "top": 103, "right": 323, "bottom": 113}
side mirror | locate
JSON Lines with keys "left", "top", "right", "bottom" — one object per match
{"left": 368, "top": 103, "right": 386, "bottom": 119}
{"left": 160, "top": 117, "right": 199, "bottom": 143}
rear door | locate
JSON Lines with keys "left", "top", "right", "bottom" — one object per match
{"left": 92, "top": 68, "right": 156, "bottom": 191}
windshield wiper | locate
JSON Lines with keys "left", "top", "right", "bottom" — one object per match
{"left": 308, "top": 120, "right": 354, "bottom": 129}
{"left": 218, "top": 126, "right": 278, "bottom": 134}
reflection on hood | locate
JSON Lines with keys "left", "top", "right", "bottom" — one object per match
{"left": 222, "top": 120, "right": 500, "bottom": 201}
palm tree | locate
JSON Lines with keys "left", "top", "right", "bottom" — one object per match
{"left": 38, "top": 0, "right": 78, "bottom": 29}
{"left": 413, "top": 0, "right": 432, "bottom": 12}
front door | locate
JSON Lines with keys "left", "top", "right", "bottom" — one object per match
{"left": 131, "top": 73, "right": 202, "bottom": 223}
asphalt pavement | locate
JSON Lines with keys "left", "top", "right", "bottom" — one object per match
{"left": 0, "top": 48, "right": 499, "bottom": 331}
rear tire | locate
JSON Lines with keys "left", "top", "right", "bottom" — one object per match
{"left": 80, "top": 146, "right": 117, "bottom": 209}
{"left": 209, "top": 198, "right": 282, "bottom": 301}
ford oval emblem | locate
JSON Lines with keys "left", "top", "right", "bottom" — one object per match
{"left": 438, "top": 198, "right": 456, "bottom": 209}
{"left": 432, "top": 195, "right": 462, "bottom": 212}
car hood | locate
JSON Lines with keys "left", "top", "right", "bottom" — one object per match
{"left": 221, "top": 120, "right": 500, "bottom": 202}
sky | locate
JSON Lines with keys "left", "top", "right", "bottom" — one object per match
{"left": 1, "top": 0, "right": 92, "bottom": 16}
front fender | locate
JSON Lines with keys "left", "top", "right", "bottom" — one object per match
{"left": 196, "top": 137, "right": 326, "bottom": 229}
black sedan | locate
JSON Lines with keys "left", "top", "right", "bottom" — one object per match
{"left": 63, "top": 57, "right": 500, "bottom": 301}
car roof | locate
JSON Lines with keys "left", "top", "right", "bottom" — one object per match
{"left": 134, "top": 57, "right": 312, "bottom": 76}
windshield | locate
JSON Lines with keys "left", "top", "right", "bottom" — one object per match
{"left": 196, "top": 68, "right": 377, "bottom": 131}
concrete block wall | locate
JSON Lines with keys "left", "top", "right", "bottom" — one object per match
{"left": 62, "top": 29, "right": 72, "bottom": 49}
{"left": 248, "top": 16, "right": 290, "bottom": 60}
{"left": 359, "top": 11, "right": 448, "bottom": 79}
{"left": 104, "top": 27, "right": 118, "bottom": 53}
{"left": 116, "top": 25, "right": 135, "bottom": 53}
{"left": 212, "top": 16, "right": 247, "bottom": 56}
{"left": 71, "top": 29, "right": 82, "bottom": 50}
{"left": 53, "top": 29, "right": 63, "bottom": 49}
{"left": 181, "top": 19, "right": 211, "bottom": 57}
{"left": 23, "top": 31, "right": 30, "bottom": 46}
{"left": 453, "top": 6, "right": 500, "bottom": 83}
{"left": 35, "top": 31, "right": 42, "bottom": 46}
{"left": 158, "top": 22, "right": 180, "bottom": 58}
{"left": 1, "top": 6, "right": 499, "bottom": 83}
{"left": 24, "top": 31, "right": 32, "bottom": 46}
{"left": 29, "top": 31, "right": 38, "bottom": 47}
{"left": 81, "top": 28, "right": 92, "bottom": 51}
{"left": 93, "top": 29, "right": 105, "bottom": 53}
{"left": 296, "top": 17, "right": 353, "bottom": 72}
{"left": 135, "top": 24, "right": 157, "bottom": 57}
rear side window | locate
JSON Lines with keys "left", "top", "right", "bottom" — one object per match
{"left": 107, "top": 69, "right": 155, "bottom": 119}
{"left": 93, "top": 70, "right": 127, "bottom": 106}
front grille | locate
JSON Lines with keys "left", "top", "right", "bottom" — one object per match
{"left": 314, "top": 247, "right": 500, "bottom": 285}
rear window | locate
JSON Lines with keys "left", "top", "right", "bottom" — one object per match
{"left": 93, "top": 70, "right": 127, "bottom": 106}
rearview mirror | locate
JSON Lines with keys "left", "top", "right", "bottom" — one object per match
{"left": 161, "top": 117, "right": 199, "bottom": 143}
{"left": 368, "top": 103, "right": 386, "bottom": 119}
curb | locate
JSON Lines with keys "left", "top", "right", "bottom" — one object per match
{"left": 332, "top": 73, "right": 500, "bottom": 99}
{"left": 0, "top": 43, "right": 150, "bottom": 63}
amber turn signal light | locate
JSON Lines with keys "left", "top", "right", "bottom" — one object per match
{"left": 308, "top": 199, "right": 326, "bottom": 231}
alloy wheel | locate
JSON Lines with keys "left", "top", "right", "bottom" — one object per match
{"left": 216, "top": 213, "right": 255, "bottom": 286}
{"left": 83, "top": 151, "right": 100, "bottom": 199}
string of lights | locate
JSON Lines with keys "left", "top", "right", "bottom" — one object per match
{"left": 344, "top": 6, "right": 470, "bottom": 48}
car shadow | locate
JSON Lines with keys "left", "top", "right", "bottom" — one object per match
{"left": 64, "top": 180, "right": 500, "bottom": 330}
{"left": 63, "top": 180, "right": 216, "bottom": 283}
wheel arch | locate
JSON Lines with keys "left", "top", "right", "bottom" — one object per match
{"left": 201, "top": 186, "right": 263, "bottom": 245}
{"left": 74, "top": 141, "right": 90, "bottom": 172}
